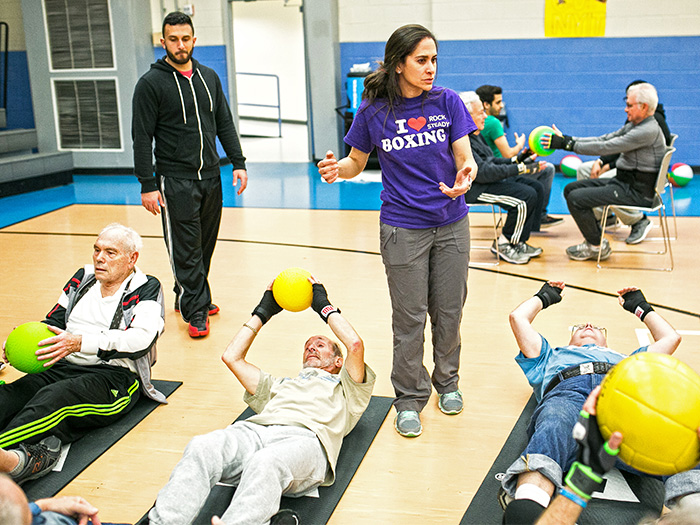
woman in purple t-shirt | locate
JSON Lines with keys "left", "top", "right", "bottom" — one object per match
{"left": 318, "top": 24, "right": 478, "bottom": 438}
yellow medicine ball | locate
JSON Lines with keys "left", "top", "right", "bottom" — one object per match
{"left": 597, "top": 352, "right": 700, "bottom": 476}
{"left": 272, "top": 267, "right": 313, "bottom": 312}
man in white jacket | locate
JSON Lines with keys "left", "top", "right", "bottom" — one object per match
{"left": 0, "top": 223, "right": 165, "bottom": 485}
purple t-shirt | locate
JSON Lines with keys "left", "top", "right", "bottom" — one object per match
{"left": 345, "top": 87, "right": 476, "bottom": 229}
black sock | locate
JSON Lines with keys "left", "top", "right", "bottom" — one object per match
{"left": 502, "top": 498, "right": 546, "bottom": 524}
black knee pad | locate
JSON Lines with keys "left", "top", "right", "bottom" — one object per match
{"left": 502, "top": 498, "right": 546, "bottom": 524}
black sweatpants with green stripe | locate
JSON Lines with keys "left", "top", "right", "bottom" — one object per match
{"left": 0, "top": 362, "right": 140, "bottom": 449}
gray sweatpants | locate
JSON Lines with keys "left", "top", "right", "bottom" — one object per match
{"left": 149, "top": 421, "right": 328, "bottom": 525}
{"left": 379, "top": 215, "right": 470, "bottom": 412}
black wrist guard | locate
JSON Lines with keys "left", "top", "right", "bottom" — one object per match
{"left": 549, "top": 134, "right": 575, "bottom": 151}
{"left": 517, "top": 162, "right": 538, "bottom": 175}
{"left": 565, "top": 461, "right": 602, "bottom": 500}
{"left": 534, "top": 283, "right": 563, "bottom": 309}
{"left": 621, "top": 289, "right": 654, "bottom": 321}
{"left": 311, "top": 283, "right": 340, "bottom": 323}
{"left": 566, "top": 410, "right": 619, "bottom": 499}
{"left": 251, "top": 290, "right": 282, "bottom": 325}
{"left": 516, "top": 148, "right": 534, "bottom": 163}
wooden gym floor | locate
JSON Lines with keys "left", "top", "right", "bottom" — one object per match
{"left": 1, "top": 200, "right": 699, "bottom": 523}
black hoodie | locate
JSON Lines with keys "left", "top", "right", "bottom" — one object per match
{"left": 132, "top": 57, "right": 247, "bottom": 193}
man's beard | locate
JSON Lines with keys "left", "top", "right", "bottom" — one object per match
{"left": 166, "top": 48, "right": 193, "bottom": 65}
{"left": 304, "top": 355, "right": 335, "bottom": 370}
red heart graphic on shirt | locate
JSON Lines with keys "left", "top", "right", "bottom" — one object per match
{"left": 407, "top": 117, "right": 426, "bottom": 131}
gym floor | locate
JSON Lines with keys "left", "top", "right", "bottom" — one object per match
{"left": 1, "top": 123, "right": 699, "bottom": 523}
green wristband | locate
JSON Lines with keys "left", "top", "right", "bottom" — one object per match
{"left": 603, "top": 442, "right": 620, "bottom": 456}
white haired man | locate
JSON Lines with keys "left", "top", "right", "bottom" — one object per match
{"left": 0, "top": 223, "right": 165, "bottom": 485}
{"left": 544, "top": 83, "right": 666, "bottom": 261}
{"left": 460, "top": 91, "right": 546, "bottom": 265}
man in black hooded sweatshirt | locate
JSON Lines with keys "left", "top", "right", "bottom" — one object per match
{"left": 132, "top": 11, "right": 248, "bottom": 339}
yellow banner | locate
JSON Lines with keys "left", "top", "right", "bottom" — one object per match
{"left": 544, "top": 0, "right": 607, "bottom": 38}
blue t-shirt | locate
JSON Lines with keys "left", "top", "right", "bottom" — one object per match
{"left": 516, "top": 335, "right": 648, "bottom": 402}
{"left": 345, "top": 87, "right": 476, "bottom": 229}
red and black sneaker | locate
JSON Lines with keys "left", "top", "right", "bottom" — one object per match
{"left": 175, "top": 296, "right": 219, "bottom": 316}
{"left": 188, "top": 311, "right": 210, "bottom": 338}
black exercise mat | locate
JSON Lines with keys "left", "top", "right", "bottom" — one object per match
{"left": 23, "top": 379, "right": 182, "bottom": 501}
{"left": 136, "top": 395, "right": 393, "bottom": 525}
{"left": 461, "top": 394, "right": 664, "bottom": 524}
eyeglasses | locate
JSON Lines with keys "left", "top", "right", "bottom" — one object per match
{"left": 570, "top": 324, "right": 607, "bottom": 338}
{"left": 623, "top": 97, "right": 643, "bottom": 109}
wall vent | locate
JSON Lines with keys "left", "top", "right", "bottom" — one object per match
{"left": 45, "top": 0, "right": 114, "bottom": 70}
{"left": 54, "top": 79, "right": 120, "bottom": 149}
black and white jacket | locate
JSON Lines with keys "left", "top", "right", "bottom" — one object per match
{"left": 44, "top": 265, "right": 167, "bottom": 403}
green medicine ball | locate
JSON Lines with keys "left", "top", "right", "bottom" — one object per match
{"left": 5, "top": 322, "right": 55, "bottom": 374}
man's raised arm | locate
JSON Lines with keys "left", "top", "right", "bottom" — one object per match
{"left": 617, "top": 287, "right": 681, "bottom": 355}
{"left": 309, "top": 279, "right": 366, "bottom": 383}
{"left": 222, "top": 286, "right": 282, "bottom": 395}
{"left": 510, "top": 281, "right": 564, "bottom": 358}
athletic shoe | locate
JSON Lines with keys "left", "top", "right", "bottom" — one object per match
{"left": 566, "top": 238, "right": 612, "bottom": 261}
{"left": 516, "top": 242, "right": 543, "bottom": 259}
{"left": 597, "top": 211, "right": 618, "bottom": 230}
{"left": 10, "top": 436, "right": 62, "bottom": 485}
{"left": 188, "top": 311, "right": 210, "bottom": 338}
{"left": 491, "top": 241, "right": 529, "bottom": 265}
{"left": 540, "top": 215, "right": 564, "bottom": 228}
{"left": 626, "top": 216, "right": 652, "bottom": 245}
{"left": 438, "top": 390, "right": 464, "bottom": 415}
{"left": 395, "top": 410, "right": 422, "bottom": 437}
{"left": 175, "top": 296, "right": 220, "bottom": 316}
{"left": 271, "top": 509, "right": 300, "bottom": 525}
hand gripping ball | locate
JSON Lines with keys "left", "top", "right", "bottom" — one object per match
{"left": 669, "top": 163, "right": 693, "bottom": 188}
{"left": 560, "top": 154, "right": 582, "bottom": 178}
{"left": 528, "top": 126, "right": 556, "bottom": 157}
{"left": 597, "top": 352, "right": 700, "bottom": 476}
{"left": 5, "top": 322, "right": 55, "bottom": 374}
{"left": 272, "top": 267, "right": 313, "bottom": 312}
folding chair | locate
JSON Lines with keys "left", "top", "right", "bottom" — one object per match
{"left": 664, "top": 133, "right": 679, "bottom": 238}
{"left": 467, "top": 202, "right": 503, "bottom": 267}
{"left": 597, "top": 147, "right": 675, "bottom": 271}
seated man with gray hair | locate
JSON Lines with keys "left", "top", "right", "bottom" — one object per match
{"left": 0, "top": 223, "right": 166, "bottom": 485}
{"left": 543, "top": 82, "right": 666, "bottom": 261}
{"left": 460, "top": 91, "right": 546, "bottom": 265}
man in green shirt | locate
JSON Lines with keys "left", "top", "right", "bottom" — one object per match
{"left": 476, "top": 85, "right": 562, "bottom": 227}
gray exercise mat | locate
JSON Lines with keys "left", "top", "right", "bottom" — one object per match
{"left": 22, "top": 379, "right": 182, "bottom": 501}
{"left": 460, "top": 395, "right": 664, "bottom": 524}
{"left": 136, "top": 395, "right": 393, "bottom": 525}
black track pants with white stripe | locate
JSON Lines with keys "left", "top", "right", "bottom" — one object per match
{"left": 159, "top": 175, "right": 223, "bottom": 321}
{"left": 466, "top": 176, "right": 544, "bottom": 244}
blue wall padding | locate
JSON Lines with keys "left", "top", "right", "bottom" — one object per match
{"left": 4, "top": 51, "right": 35, "bottom": 130}
{"left": 340, "top": 36, "right": 700, "bottom": 166}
